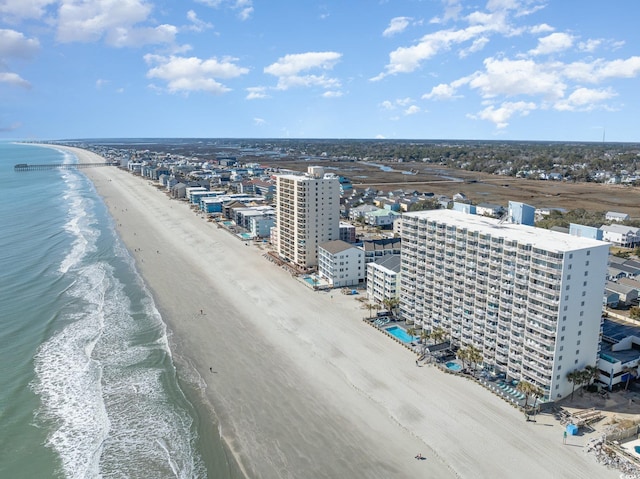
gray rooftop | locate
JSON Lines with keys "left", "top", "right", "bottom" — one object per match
{"left": 373, "top": 254, "right": 401, "bottom": 273}
{"left": 319, "top": 239, "right": 358, "bottom": 255}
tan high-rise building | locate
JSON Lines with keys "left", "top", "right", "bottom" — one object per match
{"left": 275, "top": 166, "right": 340, "bottom": 268}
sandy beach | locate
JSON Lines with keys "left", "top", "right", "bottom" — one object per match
{"left": 59, "top": 145, "right": 618, "bottom": 479}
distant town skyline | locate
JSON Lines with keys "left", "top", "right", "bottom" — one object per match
{"left": 1, "top": 1, "right": 639, "bottom": 142}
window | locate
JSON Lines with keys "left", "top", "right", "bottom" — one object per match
{"left": 563, "top": 316, "right": 567, "bottom": 321}
{"left": 565, "top": 295, "right": 569, "bottom": 301}
{"left": 583, "top": 281, "right": 587, "bottom": 287}
{"left": 579, "top": 320, "right": 583, "bottom": 326}
{"left": 575, "top": 359, "right": 579, "bottom": 364}
{"left": 561, "top": 326, "right": 566, "bottom": 332}
{"left": 561, "top": 336, "right": 565, "bottom": 341}
{"left": 567, "top": 274, "right": 571, "bottom": 280}
{"left": 587, "top": 250, "right": 591, "bottom": 256}
{"left": 586, "top": 261, "right": 590, "bottom": 266}
{"left": 576, "top": 350, "right": 580, "bottom": 355}
{"left": 559, "top": 356, "right": 563, "bottom": 361}
{"left": 560, "top": 345, "right": 564, "bottom": 351}
{"left": 556, "top": 375, "right": 560, "bottom": 380}
{"left": 577, "top": 340, "right": 581, "bottom": 345}
{"left": 581, "top": 301, "right": 585, "bottom": 307}
{"left": 558, "top": 365, "right": 562, "bottom": 370}
{"left": 566, "top": 285, "right": 570, "bottom": 291}
{"left": 578, "top": 330, "right": 582, "bottom": 336}
{"left": 569, "top": 253, "right": 573, "bottom": 259}
{"left": 580, "top": 311, "right": 584, "bottom": 317}
{"left": 584, "top": 271, "right": 588, "bottom": 277}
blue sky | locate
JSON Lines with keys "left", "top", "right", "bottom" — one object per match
{"left": 1, "top": 0, "right": 639, "bottom": 141}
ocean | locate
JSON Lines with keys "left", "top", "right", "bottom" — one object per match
{"left": 0, "top": 143, "right": 234, "bottom": 478}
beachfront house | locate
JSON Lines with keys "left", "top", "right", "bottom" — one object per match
{"left": 366, "top": 255, "right": 401, "bottom": 306}
{"left": 359, "top": 238, "right": 402, "bottom": 264}
{"left": 600, "top": 224, "right": 640, "bottom": 248}
{"left": 605, "top": 281, "right": 638, "bottom": 306}
{"left": 400, "top": 209, "right": 610, "bottom": 401}
{"left": 599, "top": 319, "right": 640, "bottom": 391}
{"left": 606, "top": 211, "right": 631, "bottom": 223}
{"left": 317, "top": 240, "right": 365, "bottom": 288}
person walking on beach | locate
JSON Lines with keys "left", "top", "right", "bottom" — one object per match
{"left": 563, "top": 431, "right": 567, "bottom": 444}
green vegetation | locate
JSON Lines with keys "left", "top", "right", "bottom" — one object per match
{"left": 535, "top": 209, "right": 606, "bottom": 230}
{"left": 408, "top": 198, "right": 441, "bottom": 212}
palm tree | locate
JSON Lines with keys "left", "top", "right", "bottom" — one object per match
{"left": 456, "top": 347, "right": 470, "bottom": 370}
{"left": 407, "top": 326, "right": 417, "bottom": 339}
{"left": 431, "top": 327, "right": 447, "bottom": 345}
{"left": 517, "top": 381, "right": 545, "bottom": 420}
{"left": 420, "top": 330, "right": 431, "bottom": 355}
{"left": 567, "top": 370, "right": 582, "bottom": 401}
{"left": 466, "top": 345, "right": 483, "bottom": 376}
{"left": 529, "top": 384, "right": 545, "bottom": 418}
{"left": 622, "top": 366, "right": 638, "bottom": 390}
{"left": 383, "top": 297, "right": 400, "bottom": 318}
{"left": 582, "top": 365, "right": 599, "bottom": 392}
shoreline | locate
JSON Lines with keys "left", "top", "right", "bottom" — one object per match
{"left": 45, "top": 145, "right": 618, "bottom": 478}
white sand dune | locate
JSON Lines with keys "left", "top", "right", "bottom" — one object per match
{"left": 60, "top": 145, "right": 616, "bottom": 479}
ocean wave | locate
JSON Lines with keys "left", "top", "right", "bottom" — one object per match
{"left": 33, "top": 168, "right": 205, "bottom": 477}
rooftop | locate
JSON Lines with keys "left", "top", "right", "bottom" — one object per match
{"left": 404, "top": 209, "right": 609, "bottom": 253}
{"left": 319, "top": 239, "right": 359, "bottom": 255}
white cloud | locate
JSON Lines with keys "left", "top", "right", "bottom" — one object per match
{"left": 430, "top": 0, "right": 462, "bottom": 24}
{"left": 554, "top": 87, "right": 617, "bottom": 111}
{"left": 383, "top": 17, "right": 412, "bottom": 37}
{"left": 246, "top": 86, "right": 268, "bottom": 99}
{"left": 55, "top": 0, "right": 178, "bottom": 48}
{"left": 254, "top": 117, "right": 266, "bottom": 126}
{"left": 529, "top": 23, "right": 554, "bottom": 34}
{"left": 57, "top": 0, "right": 151, "bottom": 43}
{"left": 95, "top": 78, "right": 108, "bottom": 89}
{"left": 578, "top": 38, "right": 601, "bottom": 53}
{"left": 322, "top": 90, "right": 343, "bottom": 98}
{"left": 109, "top": 24, "right": 178, "bottom": 48}
{"left": 404, "top": 105, "right": 420, "bottom": 115}
{"left": 187, "top": 10, "right": 213, "bottom": 32}
{"left": 0, "top": 71, "right": 31, "bottom": 88}
{"left": 0, "top": 0, "right": 55, "bottom": 21}
{"left": 468, "top": 57, "right": 566, "bottom": 100}
{"left": 196, "top": 0, "right": 253, "bottom": 21}
{"left": 373, "top": 7, "right": 517, "bottom": 80}
{"left": 459, "top": 37, "right": 489, "bottom": 58}
{"left": 380, "top": 100, "right": 394, "bottom": 110}
{"left": 0, "top": 29, "right": 40, "bottom": 58}
{"left": 264, "top": 51, "right": 341, "bottom": 91}
{"left": 529, "top": 32, "right": 574, "bottom": 56}
{"left": 563, "top": 56, "right": 640, "bottom": 83}
{"left": 470, "top": 101, "right": 536, "bottom": 128}
{"left": 144, "top": 54, "right": 248, "bottom": 94}
{"left": 422, "top": 83, "right": 461, "bottom": 100}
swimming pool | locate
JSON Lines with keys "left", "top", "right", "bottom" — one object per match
{"left": 445, "top": 361, "right": 462, "bottom": 372}
{"left": 385, "top": 326, "right": 417, "bottom": 343}
{"left": 302, "top": 276, "right": 319, "bottom": 286}
{"left": 238, "top": 232, "right": 252, "bottom": 240}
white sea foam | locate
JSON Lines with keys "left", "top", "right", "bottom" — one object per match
{"left": 33, "top": 169, "right": 205, "bottom": 478}
{"left": 58, "top": 170, "right": 98, "bottom": 275}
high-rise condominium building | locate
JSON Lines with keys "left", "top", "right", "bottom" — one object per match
{"left": 275, "top": 166, "right": 340, "bottom": 268}
{"left": 400, "top": 209, "right": 609, "bottom": 400}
